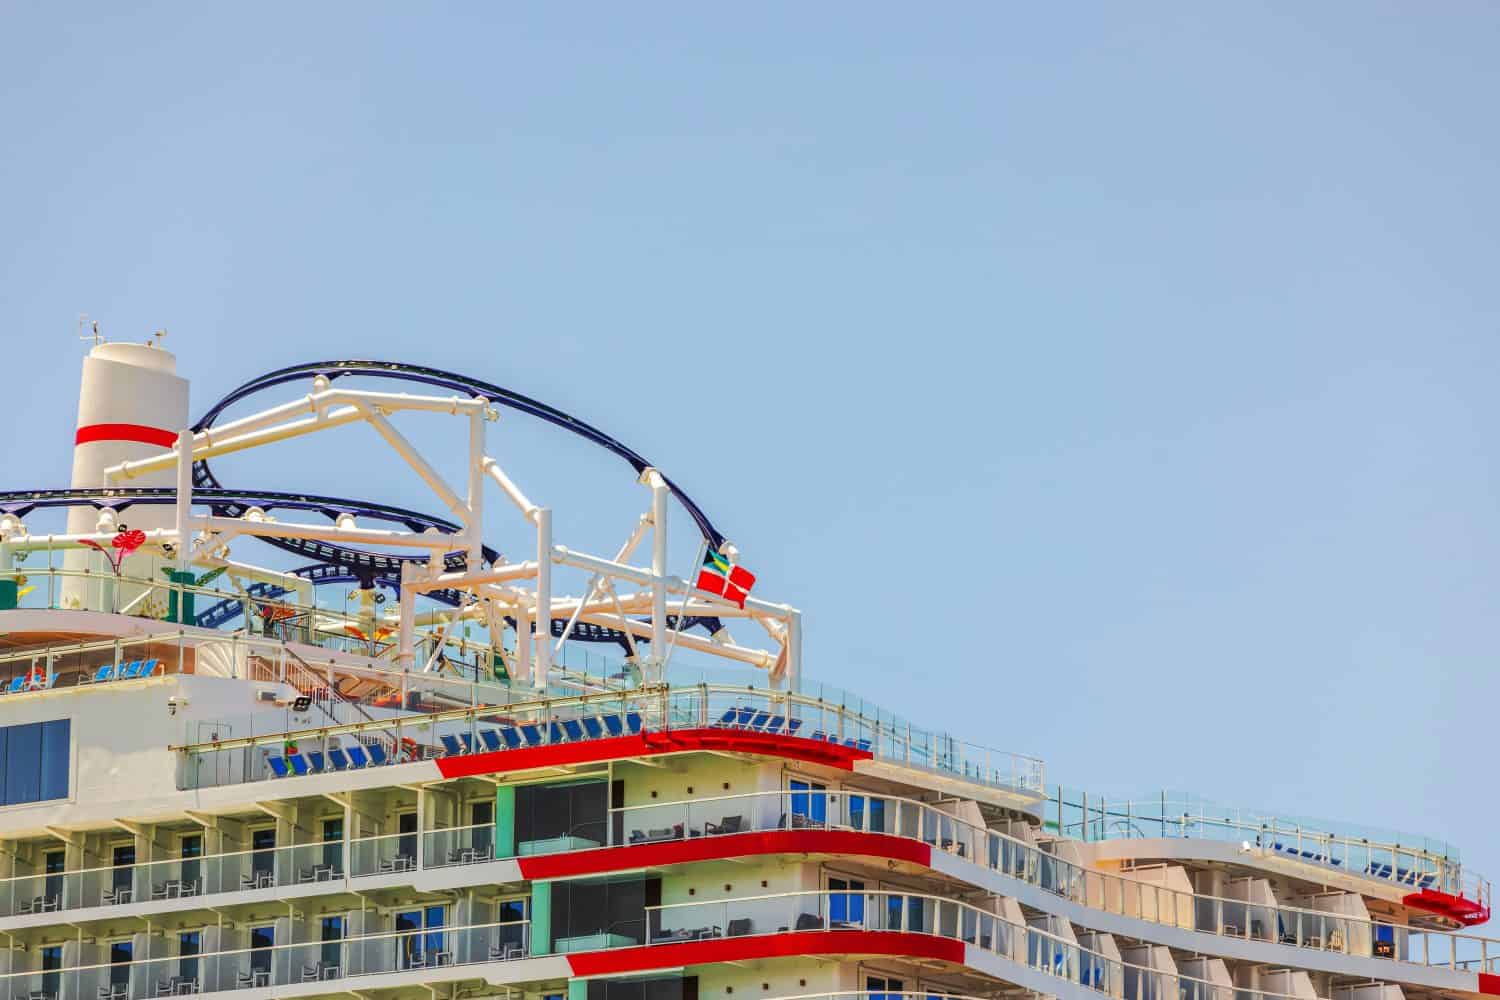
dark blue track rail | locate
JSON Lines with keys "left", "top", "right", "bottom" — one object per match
{"left": 192, "top": 360, "right": 725, "bottom": 550}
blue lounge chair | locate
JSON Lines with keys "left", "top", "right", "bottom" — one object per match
{"left": 581, "top": 717, "right": 605, "bottom": 740}
{"left": 479, "top": 729, "right": 503, "bottom": 752}
{"left": 499, "top": 727, "right": 522, "bottom": 749}
{"left": 268, "top": 756, "right": 291, "bottom": 778}
{"left": 562, "top": 719, "right": 585, "bottom": 742}
{"left": 90, "top": 663, "right": 118, "bottom": 683}
{"left": 625, "top": 712, "right": 643, "bottom": 733}
{"left": 548, "top": 722, "right": 565, "bottom": 743}
{"left": 327, "top": 748, "right": 350, "bottom": 771}
{"left": 139, "top": 659, "right": 160, "bottom": 676}
{"left": 118, "top": 661, "right": 144, "bottom": 680}
{"left": 305, "top": 751, "right": 327, "bottom": 773}
{"left": 518, "top": 724, "right": 543, "bottom": 746}
{"left": 602, "top": 714, "right": 624, "bottom": 737}
{"left": 367, "top": 743, "right": 389, "bottom": 765}
{"left": 345, "top": 744, "right": 370, "bottom": 768}
{"left": 461, "top": 733, "right": 476, "bottom": 754}
{"left": 716, "top": 709, "right": 739, "bottom": 727}
{"left": 786, "top": 719, "right": 804, "bottom": 736}
{"left": 763, "top": 715, "right": 786, "bottom": 735}
{"left": 5, "top": 677, "right": 24, "bottom": 694}
{"left": 288, "top": 754, "right": 311, "bottom": 776}
{"left": 440, "top": 734, "right": 464, "bottom": 757}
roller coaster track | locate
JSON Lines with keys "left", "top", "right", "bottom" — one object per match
{"left": 2, "top": 360, "right": 730, "bottom": 650}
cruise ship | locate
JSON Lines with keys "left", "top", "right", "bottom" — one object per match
{"left": 0, "top": 340, "right": 1492, "bottom": 1000}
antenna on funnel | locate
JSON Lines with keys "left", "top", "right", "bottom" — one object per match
{"left": 78, "top": 314, "right": 102, "bottom": 348}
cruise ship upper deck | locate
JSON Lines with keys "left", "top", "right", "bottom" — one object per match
{"left": 0, "top": 344, "right": 1492, "bottom": 1000}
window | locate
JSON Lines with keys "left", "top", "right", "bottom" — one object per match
{"left": 251, "top": 828, "right": 276, "bottom": 877}
{"left": 44, "top": 849, "right": 65, "bottom": 900}
{"left": 789, "top": 779, "right": 826, "bottom": 827}
{"left": 848, "top": 793, "right": 886, "bottom": 833}
{"left": 181, "top": 834, "right": 202, "bottom": 891}
{"left": 320, "top": 915, "right": 345, "bottom": 968}
{"left": 179, "top": 930, "right": 201, "bottom": 982}
{"left": 866, "top": 975, "right": 904, "bottom": 1000}
{"left": 471, "top": 800, "right": 494, "bottom": 856}
{"left": 250, "top": 926, "right": 274, "bottom": 973}
{"left": 41, "top": 945, "right": 62, "bottom": 995}
{"left": 395, "top": 906, "right": 446, "bottom": 968}
{"left": 0, "top": 720, "right": 70, "bottom": 806}
{"left": 322, "top": 818, "right": 344, "bottom": 873}
{"left": 112, "top": 844, "right": 135, "bottom": 896}
{"left": 398, "top": 812, "right": 418, "bottom": 862}
{"left": 828, "top": 876, "right": 865, "bottom": 925}
{"left": 110, "top": 940, "right": 133, "bottom": 986}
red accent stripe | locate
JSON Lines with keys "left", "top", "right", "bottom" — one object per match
{"left": 75, "top": 423, "right": 178, "bottom": 448}
{"left": 565, "top": 929, "right": 963, "bottom": 977}
{"left": 1478, "top": 973, "right": 1500, "bottom": 996}
{"left": 517, "top": 830, "right": 931, "bottom": 881}
{"left": 434, "top": 728, "right": 873, "bottom": 780}
{"left": 1403, "top": 889, "right": 1493, "bottom": 927}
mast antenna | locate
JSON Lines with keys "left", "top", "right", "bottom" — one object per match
{"left": 78, "top": 314, "right": 102, "bottom": 348}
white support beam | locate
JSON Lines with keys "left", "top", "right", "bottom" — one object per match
{"left": 646, "top": 469, "right": 669, "bottom": 684}
{"left": 466, "top": 406, "right": 487, "bottom": 574}
{"left": 534, "top": 507, "right": 552, "bottom": 688}
{"left": 482, "top": 456, "right": 538, "bottom": 520}
{"left": 357, "top": 404, "right": 469, "bottom": 525}
{"left": 174, "top": 430, "right": 194, "bottom": 573}
{"left": 575, "top": 608, "right": 776, "bottom": 669}
{"left": 197, "top": 515, "right": 464, "bottom": 551}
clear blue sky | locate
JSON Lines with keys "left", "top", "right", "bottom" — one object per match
{"left": 3, "top": 5, "right": 1498, "bottom": 871}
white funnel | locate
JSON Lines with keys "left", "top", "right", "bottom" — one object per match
{"left": 62, "top": 342, "right": 190, "bottom": 611}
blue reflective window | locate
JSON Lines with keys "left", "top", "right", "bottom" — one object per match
{"left": 40, "top": 720, "right": 70, "bottom": 800}
{"left": 0, "top": 719, "right": 70, "bottom": 805}
{"left": 6, "top": 724, "right": 41, "bottom": 804}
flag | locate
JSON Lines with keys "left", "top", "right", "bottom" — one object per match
{"left": 696, "top": 549, "right": 756, "bottom": 607}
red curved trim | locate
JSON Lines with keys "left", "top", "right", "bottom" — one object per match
{"left": 435, "top": 728, "right": 873, "bottom": 780}
{"left": 565, "top": 929, "right": 963, "bottom": 977}
{"left": 1403, "top": 889, "right": 1492, "bottom": 927}
{"left": 518, "top": 829, "right": 932, "bottom": 880}
{"left": 75, "top": 423, "right": 179, "bottom": 448}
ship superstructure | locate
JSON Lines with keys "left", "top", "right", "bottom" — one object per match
{"left": 0, "top": 342, "right": 1493, "bottom": 1000}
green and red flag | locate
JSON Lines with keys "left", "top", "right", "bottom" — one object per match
{"left": 696, "top": 549, "right": 756, "bottom": 607}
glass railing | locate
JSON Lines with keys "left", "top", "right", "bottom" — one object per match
{"left": 8, "top": 788, "right": 1498, "bottom": 977}
{"left": 1047, "top": 788, "right": 1484, "bottom": 905}
{"left": 173, "top": 681, "right": 1047, "bottom": 796}
{"left": 643, "top": 888, "right": 1328, "bottom": 1000}
{"left": 0, "top": 886, "right": 1329, "bottom": 1000}
{"left": 0, "top": 918, "right": 529, "bottom": 999}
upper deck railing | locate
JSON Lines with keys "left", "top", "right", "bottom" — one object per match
{"left": 1047, "top": 787, "right": 1485, "bottom": 907}
{"left": 171, "top": 681, "right": 1048, "bottom": 797}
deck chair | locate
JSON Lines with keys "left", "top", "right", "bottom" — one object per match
{"left": 345, "top": 744, "right": 370, "bottom": 768}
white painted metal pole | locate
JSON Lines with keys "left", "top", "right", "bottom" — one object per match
{"left": 648, "top": 470, "right": 668, "bottom": 684}
{"left": 174, "top": 430, "right": 193, "bottom": 571}
{"left": 397, "top": 561, "right": 416, "bottom": 671}
{"left": 534, "top": 507, "right": 552, "bottom": 689}
{"left": 784, "top": 608, "right": 802, "bottom": 693}
{"left": 467, "top": 406, "right": 486, "bottom": 576}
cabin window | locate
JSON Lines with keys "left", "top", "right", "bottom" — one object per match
{"left": 0, "top": 720, "right": 71, "bottom": 805}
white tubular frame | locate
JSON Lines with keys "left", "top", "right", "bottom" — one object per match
{"left": 94, "top": 375, "right": 801, "bottom": 690}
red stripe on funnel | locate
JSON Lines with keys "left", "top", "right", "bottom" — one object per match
{"left": 75, "top": 423, "right": 178, "bottom": 448}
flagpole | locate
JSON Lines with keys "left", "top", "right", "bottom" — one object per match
{"left": 660, "top": 537, "right": 709, "bottom": 678}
